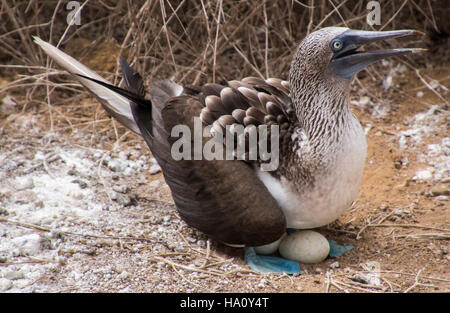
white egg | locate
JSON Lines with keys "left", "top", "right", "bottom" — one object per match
{"left": 278, "top": 230, "right": 330, "bottom": 263}
{"left": 254, "top": 233, "right": 286, "bottom": 255}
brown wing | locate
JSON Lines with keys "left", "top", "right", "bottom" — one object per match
{"left": 150, "top": 77, "right": 298, "bottom": 245}
{"left": 125, "top": 68, "right": 289, "bottom": 245}
{"left": 150, "top": 91, "right": 287, "bottom": 246}
{"left": 194, "top": 77, "right": 296, "bottom": 163}
{"left": 74, "top": 64, "right": 289, "bottom": 246}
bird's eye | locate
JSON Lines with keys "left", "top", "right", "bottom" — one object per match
{"left": 332, "top": 40, "right": 343, "bottom": 50}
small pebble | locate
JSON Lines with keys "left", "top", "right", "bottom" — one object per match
{"left": 358, "top": 96, "right": 371, "bottom": 106}
{"left": 350, "top": 273, "right": 370, "bottom": 284}
{"left": 186, "top": 236, "right": 197, "bottom": 243}
{"left": 117, "top": 271, "right": 130, "bottom": 280}
{"left": 71, "top": 179, "right": 88, "bottom": 189}
{"left": 113, "top": 185, "right": 129, "bottom": 194}
{"left": 383, "top": 75, "right": 392, "bottom": 90}
{"left": 70, "top": 191, "right": 84, "bottom": 200}
{"left": 379, "top": 204, "right": 389, "bottom": 211}
{"left": 435, "top": 195, "right": 448, "bottom": 201}
{"left": 123, "top": 167, "right": 133, "bottom": 176}
{"left": 430, "top": 185, "right": 449, "bottom": 196}
{"left": 109, "top": 191, "right": 118, "bottom": 200}
{"left": 256, "top": 279, "right": 266, "bottom": 288}
{"left": 414, "top": 170, "right": 432, "bottom": 180}
{"left": 1, "top": 95, "right": 18, "bottom": 114}
{"left": 12, "top": 233, "right": 43, "bottom": 256}
{"left": 14, "top": 177, "right": 34, "bottom": 191}
{"left": 429, "top": 80, "right": 439, "bottom": 89}
{"left": 393, "top": 209, "right": 404, "bottom": 216}
{"left": 4, "top": 270, "right": 25, "bottom": 280}
{"left": 67, "top": 167, "right": 79, "bottom": 176}
{"left": 330, "top": 261, "right": 340, "bottom": 269}
{"left": 119, "top": 194, "right": 134, "bottom": 206}
{"left": 107, "top": 159, "right": 125, "bottom": 172}
{"left": 0, "top": 278, "right": 12, "bottom": 292}
{"left": 149, "top": 164, "right": 161, "bottom": 175}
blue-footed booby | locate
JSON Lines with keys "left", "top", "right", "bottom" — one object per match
{"left": 34, "top": 27, "right": 422, "bottom": 273}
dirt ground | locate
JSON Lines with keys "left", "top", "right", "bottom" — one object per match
{"left": 0, "top": 40, "right": 449, "bottom": 293}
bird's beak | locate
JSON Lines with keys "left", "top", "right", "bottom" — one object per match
{"left": 329, "top": 29, "right": 425, "bottom": 79}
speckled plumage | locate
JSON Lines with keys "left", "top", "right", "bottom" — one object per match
{"left": 274, "top": 27, "right": 367, "bottom": 228}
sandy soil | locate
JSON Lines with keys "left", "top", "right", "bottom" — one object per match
{"left": 0, "top": 42, "right": 448, "bottom": 293}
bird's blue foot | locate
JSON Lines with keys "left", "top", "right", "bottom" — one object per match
{"left": 245, "top": 247, "right": 301, "bottom": 274}
{"left": 328, "top": 240, "right": 354, "bottom": 257}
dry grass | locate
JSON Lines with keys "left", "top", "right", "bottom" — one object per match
{"left": 1, "top": 0, "right": 447, "bottom": 93}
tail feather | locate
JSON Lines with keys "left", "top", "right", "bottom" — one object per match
{"left": 33, "top": 36, "right": 141, "bottom": 135}
{"left": 34, "top": 36, "right": 184, "bottom": 170}
{"left": 119, "top": 57, "right": 146, "bottom": 97}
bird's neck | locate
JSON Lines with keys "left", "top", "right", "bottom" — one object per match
{"left": 290, "top": 73, "right": 354, "bottom": 154}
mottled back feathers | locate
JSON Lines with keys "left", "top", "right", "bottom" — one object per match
{"left": 188, "top": 77, "right": 297, "bottom": 162}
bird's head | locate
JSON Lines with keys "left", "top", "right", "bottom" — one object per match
{"left": 290, "top": 27, "right": 423, "bottom": 87}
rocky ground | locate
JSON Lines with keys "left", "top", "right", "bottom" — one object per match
{"left": 0, "top": 48, "right": 448, "bottom": 292}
